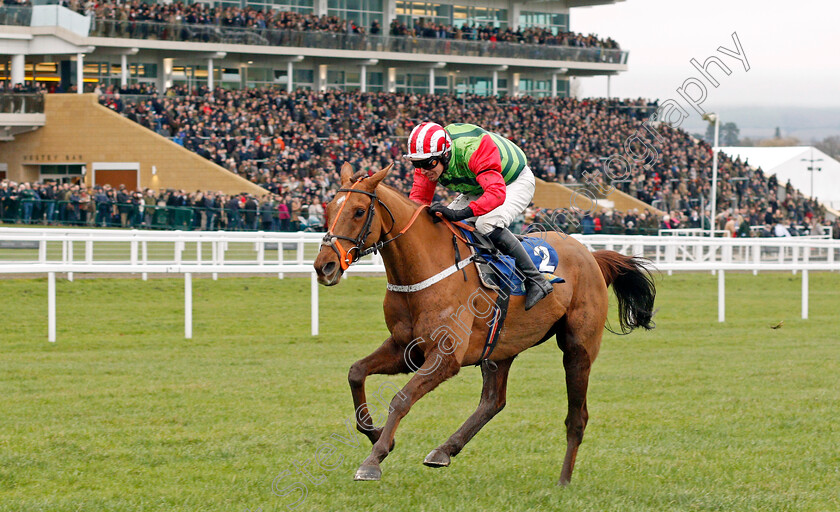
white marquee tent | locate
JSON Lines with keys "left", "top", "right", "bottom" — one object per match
{"left": 719, "top": 146, "right": 840, "bottom": 210}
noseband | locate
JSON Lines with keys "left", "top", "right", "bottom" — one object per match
{"left": 320, "top": 177, "right": 397, "bottom": 271}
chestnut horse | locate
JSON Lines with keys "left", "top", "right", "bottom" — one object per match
{"left": 314, "top": 163, "right": 656, "bottom": 485}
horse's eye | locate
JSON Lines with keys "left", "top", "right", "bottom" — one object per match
{"left": 354, "top": 208, "right": 366, "bottom": 218}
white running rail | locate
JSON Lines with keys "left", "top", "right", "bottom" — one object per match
{"left": 1, "top": 227, "right": 838, "bottom": 342}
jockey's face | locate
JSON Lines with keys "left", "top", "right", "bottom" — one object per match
{"left": 414, "top": 159, "right": 445, "bottom": 181}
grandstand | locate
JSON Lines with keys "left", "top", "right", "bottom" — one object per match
{"left": 0, "top": 0, "right": 626, "bottom": 97}
{"left": 720, "top": 146, "right": 840, "bottom": 211}
{"left": 0, "top": 0, "right": 832, "bottom": 236}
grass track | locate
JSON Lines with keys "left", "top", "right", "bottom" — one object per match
{"left": 1, "top": 272, "right": 839, "bottom": 511}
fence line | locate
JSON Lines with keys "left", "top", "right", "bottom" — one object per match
{"left": 1, "top": 228, "right": 838, "bottom": 341}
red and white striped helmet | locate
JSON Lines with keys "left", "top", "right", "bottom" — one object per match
{"left": 405, "top": 122, "right": 451, "bottom": 159}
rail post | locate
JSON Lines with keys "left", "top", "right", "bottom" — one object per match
{"left": 185, "top": 272, "right": 193, "bottom": 339}
{"left": 278, "top": 239, "right": 285, "bottom": 279}
{"left": 141, "top": 240, "right": 148, "bottom": 281}
{"left": 311, "top": 271, "right": 319, "bottom": 336}
{"left": 67, "top": 239, "right": 74, "bottom": 282}
{"left": 297, "top": 239, "right": 304, "bottom": 264}
{"left": 801, "top": 269, "right": 809, "bottom": 320}
{"left": 212, "top": 240, "right": 219, "bottom": 281}
{"left": 48, "top": 271, "right": 56, "bottom": 342}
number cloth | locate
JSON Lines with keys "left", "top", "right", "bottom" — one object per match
{"left": 463, "top": 228, "right": 564, "bottom": 296}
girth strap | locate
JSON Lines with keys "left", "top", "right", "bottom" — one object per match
{"left": 477, "top": 291, "right": 510, "bottom": 362}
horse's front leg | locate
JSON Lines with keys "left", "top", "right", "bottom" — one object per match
{"left": 423, "top": 356, "right": 515, "bottom": 468}
{"left": 354, "top": 348, "right": 462, "bottom": 481}
{"left": 348, "top": 336, "right": 411, "bottom": 446}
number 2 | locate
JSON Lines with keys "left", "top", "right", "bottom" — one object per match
{"left": 533, "top": 246, "right": 555, "bottom": 272}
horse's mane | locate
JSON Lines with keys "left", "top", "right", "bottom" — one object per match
{"left": 376, "top": 183, "right": 420, "bottom": 210}
{"left": 347, "top": 169, "right": 419, "bottom": 210}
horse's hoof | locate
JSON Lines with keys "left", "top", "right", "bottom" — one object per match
{"left": 556, "top": 477, "right": 571, "bottom": 487}
{"left": 354, "top": 464, "right": 382, "bottom": 481}
{"left": 423, "top": 449, "right": 451, "bottom": 468}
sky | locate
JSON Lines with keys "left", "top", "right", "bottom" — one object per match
{"left": 570, "top": 0, "right": 840, "bottom": 109}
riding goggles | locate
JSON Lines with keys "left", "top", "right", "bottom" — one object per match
{"left": 411, "top": 157, "right": 439, "bottom": 171}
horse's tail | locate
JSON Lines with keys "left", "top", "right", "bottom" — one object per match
{"left": 592, "top": 250, "right": 657, "bottom": 333}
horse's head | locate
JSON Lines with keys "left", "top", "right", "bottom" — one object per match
{"left": 314, "top": 162, "right": 392, "bottom": 286}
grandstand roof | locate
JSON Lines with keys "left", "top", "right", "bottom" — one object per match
{"left": 720, "top": 146, "right": 840, "bottom": 209}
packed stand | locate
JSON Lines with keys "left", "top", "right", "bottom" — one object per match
{"left": 0, "top": 0, "right": 31, "bottom": 22}
{"left": 0, "top": 180, "right": 329, "bottom": 232}
{"left": 388, "top": 18, "right": 619, "bottom": 49}
{"left": 0, "top": 82, "right": 45, "bottom": 93}
{"left": 89, "top": 2, "right": 363, "bottom": 35}
{"left": 2, "top": 87, "right": 829, "bottom": 236}
{"left": 94, "top": 86, "right": 828, "bottom": 235}
{"left": 72, "top": 0, "right": 619, "bottom": 51}
{"left": 2, "top": 177, "right": 833, "bottom": 238}
{"left": 0, "top": 81, "right": 46, "bottom": 112}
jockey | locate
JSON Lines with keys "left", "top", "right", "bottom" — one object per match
{"left": 405, "top": 121, "right": 555, "bottom": 310}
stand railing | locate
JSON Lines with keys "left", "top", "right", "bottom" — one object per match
{"left": 86, "top": 18, "right": 628, "bottom": 64}
{"left": 0, "top": 93, "right": 45, "bottom": 114}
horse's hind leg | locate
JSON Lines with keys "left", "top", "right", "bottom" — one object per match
{"left": 349, "top": 336, "right": 410, "bottom": 446}
{"left": 423, "top": 357, "right": 515, "bottom": 468}
{"left": 557, "top": 332, "right": 595, "bottom": 486}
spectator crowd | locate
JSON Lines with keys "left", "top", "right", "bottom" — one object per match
{"left": 382, "top": 19, "right": 621, "bottom": 61}
{"left": 387, "top": 18, "right": 619, "bottom": 49}
{"left": 0, "top": 84, "right": 831, "bottom": 238}
{"left": 89, "top": 2, "right": 365, "bottom": 35}
{"left": 2, "top": 177, "right": 834, "bottom": 238}
{"left": 2, "top": 79, "right": 831, "bottom": 235}
{"left": 14, "top": 0, "right": 622, "bottom": 50}
{"left": 0, "top": 180, "right": 327, "bottom": 232}
{"left": 95, "top": 86, "right": 827, "bottom": 233}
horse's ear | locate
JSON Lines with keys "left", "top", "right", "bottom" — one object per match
{"left": 366, "top": 163, "right": 393, "bottom": 189}
{"left": 339, "top": 162, "right": 354, "bottom": 185}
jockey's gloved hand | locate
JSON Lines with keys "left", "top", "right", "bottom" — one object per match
{"left": 429, "top": 203, "right": 474, "bottom": 222}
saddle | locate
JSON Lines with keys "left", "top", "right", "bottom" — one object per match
{"left": 455, "top": 222, "right": 565, "bottom": 296}
{"left": 451, "top": 221, "right": 564, "bottom": 363}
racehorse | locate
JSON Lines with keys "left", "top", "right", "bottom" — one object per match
{"left": 314, "top": 163, "right": 656, "bottom": 485}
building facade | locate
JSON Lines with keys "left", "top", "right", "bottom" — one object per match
{"left": 0, "top": 0, "right": 627, "bottom": 186}
{"left": 1, "top": 0, "right": 626, "bottom": 98}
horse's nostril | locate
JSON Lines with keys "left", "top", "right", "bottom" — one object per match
{"left": 322, "top": 261, "right": 337, "bottom": 276}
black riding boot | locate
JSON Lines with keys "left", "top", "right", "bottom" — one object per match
{"left": 488, "top": 227, "right": 554, "bottom": 311}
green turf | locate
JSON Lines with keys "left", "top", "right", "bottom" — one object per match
{"left": 1, "top": 272, "right": 839, "bottom": 512}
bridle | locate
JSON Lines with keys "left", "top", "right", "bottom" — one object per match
{"left": 321, "top": 176, "right": 413, "bottom": 271}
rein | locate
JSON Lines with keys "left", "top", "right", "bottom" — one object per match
{"left": 320, "top": 177, "right": 427, "bottom": 270}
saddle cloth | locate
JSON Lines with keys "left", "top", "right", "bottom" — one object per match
{"left": 461, "top": 228, "right": 565, "bottom": 296}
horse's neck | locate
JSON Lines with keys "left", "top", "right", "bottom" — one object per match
{"left": 375, "top": 187, "right": 455, "bottom": 286}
